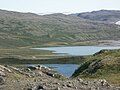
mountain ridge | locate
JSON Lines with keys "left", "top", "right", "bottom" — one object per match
{"left": 73, "top": 10, "right": 120, "bottom": 23}
{"left": 0, "top": 9, "right": 120, "bottom": 48}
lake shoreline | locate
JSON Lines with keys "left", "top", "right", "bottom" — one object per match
{"left": 32, "top": 46, "right": 120, "bottom": 56}
{"left": 26, "top": 64, "right": 79, "bottom": 77}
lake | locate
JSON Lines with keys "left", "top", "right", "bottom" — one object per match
{"left": 32, "top": 46, "right": 120, "bottom": 77}
{"left": 33, "top": 46, "right": 120, "bottom": 56}
{"left": 41, "top": 64, "right": 79, "bottom": 77}
{"left": 27, "top": 64, "right": 79, "bottom": 77}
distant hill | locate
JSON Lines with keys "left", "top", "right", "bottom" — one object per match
{"left": 0, "top": 9, "right": 120, "bottom": 48}
{"left": 74, "top": 10, "right": 120, "bottom": 23}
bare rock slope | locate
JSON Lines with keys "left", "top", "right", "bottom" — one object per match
{"left": 0, "top": 64, "right": 119, "bottom": 90}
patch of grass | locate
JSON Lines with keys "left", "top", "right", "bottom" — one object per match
{"left": 0, "top": 56, "right": 85, "bottom": 64}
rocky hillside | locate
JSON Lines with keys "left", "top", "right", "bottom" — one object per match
{"left": 0, "top": 64, "right": 119, "bottom": 90}
{"left": 72, "top": 49, "right": 120, "bottom": 86}
{"left": 0, "top": 9, "right": 120, "bottom": 48}
{"left": 75, "top": 10, "right": 120, "bottom": 23}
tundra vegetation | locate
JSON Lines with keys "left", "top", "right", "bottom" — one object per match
{"left": 0, "top": 9, "right": 120, "bottom": 89}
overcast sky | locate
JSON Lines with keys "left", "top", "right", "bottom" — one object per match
{"left": 0, "top": 0, "right": 120, "bottom": 14}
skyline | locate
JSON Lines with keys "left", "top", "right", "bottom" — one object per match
{"left": 0, "top": 0, "right": 120, "bottom": 14}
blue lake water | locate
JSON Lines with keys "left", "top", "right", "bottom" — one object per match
{"left": 27, "top": 64, "right": 79, "bottom": 77}
{"left": 32, "top": 46, "right": 120, "bottom": 77}
{"left": 43, "top": 64, "right": 79, "bottom": 77}
{"left": 33, "top": 46, "right": 120, "bottom": 56}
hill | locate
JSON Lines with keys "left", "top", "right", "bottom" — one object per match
{"left": 0, "top": 9, "right": 120, "bottom": 48}
{"left": 75, "top": 10, "right": 120, "bottom": 23}
{"left": 72, "top": 49, "right": 120, "bottom": 85}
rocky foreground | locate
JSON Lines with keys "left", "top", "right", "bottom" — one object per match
{"left": 0, "top": 64, "right": 119, "bottom": 90}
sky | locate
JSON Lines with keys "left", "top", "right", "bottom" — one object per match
{"left": 0, "top": 0, "right": 120, "bottom": 14}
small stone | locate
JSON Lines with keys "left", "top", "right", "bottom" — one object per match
{"left": 62, "top": 84, "right": 66, "bottom": 87}
{"left": 56, "top": 87, "right": 60, "bottom": 90}
{"left": 32, "top": 85, "right": 45, "bottom": 90}
{"left": 2, "top": 65, "right": 12, "bottom": 73}
{"left": 0, "top": 71, "right": 5, "bottom": 77}
{"left": 78, "top": 78, "right": 83, "bottom": 82}
{"left": 90, "top": 86, "right": 96, "bottom": 90}
{"left": 46, "top": 73, "right": 54, "bottom": 77}
{"left": 37, "top": 71, "right": 42, "bottom": 76}
{"left": 0, "top": 68, "right": 4, "bottom": 72}
{"left": 27, "top": 66, "right": 36, "bottom": 70}
{"left": 55, "top": 82, "right": 60, "bottom": 85}
{"left": 100, "top": 79, "right": 108, "bottom": 86}
{"left": 75, "top": 87, "right": 77, "bottom": 89}
{"left": 26, "top": 68, "right": 31, "bottom": 72}
{"left": 0, "top": 76, "right": 5, "bottom": 85}
{"left": 67, "top": 84, "right": 73, "bottom": 88}
{"left": 81, "top": 81, "right": 88, "bottom": 85}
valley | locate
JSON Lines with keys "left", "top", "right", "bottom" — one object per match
{"left": 0, "top": 9, "right": 120, "bottom": 90}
